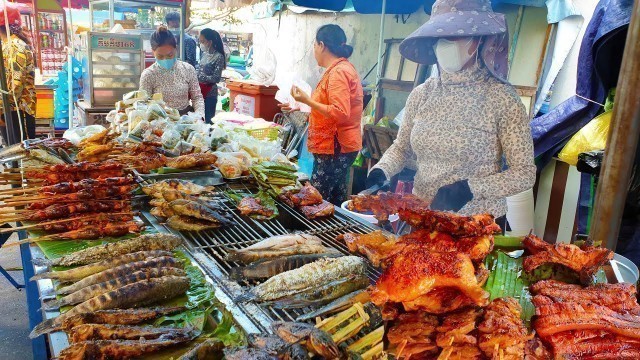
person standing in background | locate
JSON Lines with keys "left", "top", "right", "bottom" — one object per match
{"left": 197, "top": 28, "right": 225, "bottom": 123}
{"left": 165, "top": 12, "right": 197, "bottom": 68}
{"left": 280, "top": 24, "right": 363, "bottom": 205}
{"left": 0, "top": 3, "right": 36, "bottom": 144}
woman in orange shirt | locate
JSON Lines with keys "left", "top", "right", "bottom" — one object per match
{"left": 286, "top": 24, "right": 363, "bottom": 205}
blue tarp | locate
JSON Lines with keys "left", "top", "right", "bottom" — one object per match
{"left": 290, "top": 0, "right": 430, "bottom": 14}
{"left": 530, "top": 0, "right": 633, "bottom": 171}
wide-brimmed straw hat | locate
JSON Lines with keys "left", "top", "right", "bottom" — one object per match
{"left": 400, "top": 0, "right": 510, "bottom": 81}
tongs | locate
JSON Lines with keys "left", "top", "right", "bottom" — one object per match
{"left": 358, "top": 180, "right": 391, "bottom": 196}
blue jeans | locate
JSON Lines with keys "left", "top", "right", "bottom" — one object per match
{"left": 204, "top": 92, "right": 218, "bottom": 124}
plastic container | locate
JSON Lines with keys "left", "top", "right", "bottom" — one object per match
{"left": 341, "top": 200, "right": 399, "bottom": 225}
{"left": 226, "top": 79, "right": 280, "bottom": 121}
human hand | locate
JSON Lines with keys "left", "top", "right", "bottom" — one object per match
{"left": 291, "top": 85, "right": 311, "bottom": 105}
{"left": 365, "top": 169, "right": 387, "bottom": 189}
{"left": 430, "top": 179, "right": 473, "bottom": 212}
{"left": 277, "top": 103, "right": 297, "bottom": 113}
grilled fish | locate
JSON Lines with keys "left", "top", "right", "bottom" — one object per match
{"left": 167, "top": 215, "right": 220, "bottom": 231}
{"left": 179, "top": 339, "right": 225, "bottom": 360}
{"left": 224, "top": 348, "right": 277, "bottom": 360}
{"left": 33, "top": 234, "right": 182, "bottom": 267}
{"left": 239, "top": 256, "right": 366, "bottom": 302}
{"left": 269, "top": 274, "right": 370, "bottom": 309}
{"left": 57, "top": 332, "right": 196, "bottom": 360}
{"left": 68, "top": 324, "right": 192, "bottom": 343}
{"left": 60, "top": 307, "right": 186, "bottom": 331}
{"left": 142, "top": 179, "right": 207, "bottom": 199}
{"left": 229, "top": 253, "right": 341, "bottom": 281}
{"left": 31, "top": 275, "right": 190, "bottom": 338}
{"left": 57, "top": 256, "right": 184, "bottom": 295}
{"left": 31, "top": 250, "right": 173, "bottom": 282}
{"left": 45, "top": 267, "right": 187, "bottom": 310}
{"left": 236, "top": 234, "right": 322, "bottom": 252}
{"left": 169, "top": 199, "right": 234, "bottom": 226}
{"left": 272, "top": 321, "right": 341, "bottom": 359}
{"left": 226, "top": 244, "right": 337, "bottom": 265}
{"left": 296, "top": 289, "right": 371, "bottom": 321}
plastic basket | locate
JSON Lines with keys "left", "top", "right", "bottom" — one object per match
{"left": 239, "top": 127, "right": 280, "bottom": 141}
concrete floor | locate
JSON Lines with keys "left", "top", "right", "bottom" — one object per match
{"left": 0, "top": 233, "right": 35, "bottom": 360}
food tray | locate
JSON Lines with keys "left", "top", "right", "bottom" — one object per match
{"left": 134, "top": 169, "right": 225, "bottom": 186}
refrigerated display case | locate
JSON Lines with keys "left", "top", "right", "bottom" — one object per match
{"left": 33, "top": 4, "right": 68, "bottom": 78}
{"left": 78, "top": 32, "right": 144, "bottom": 106}
{"left": 88, "top": 0, "right": 185, "bottom": 67}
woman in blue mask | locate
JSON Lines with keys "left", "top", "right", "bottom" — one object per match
{"left": 140, "top": 26, "right": 205, "bottom": 118}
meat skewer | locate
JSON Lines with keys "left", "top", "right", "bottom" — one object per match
{"left": 4, "top": 221, "right": 145, "bottom": 247}
{"left": 1, "top": 185, "right": 135, "bottom": 208}
{"left": 0, "top": 177, "right": 136, "bottom": 197}
{"left": 0, "top": 212, "right": 136, "bottom": 234}
{"left": 23, "top": 161, "right": 123, "bottom": 174}
{"left": 0, "top": 200, "right": 131, "bottom": 225}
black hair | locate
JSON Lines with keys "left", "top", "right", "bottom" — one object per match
{"left": 165, "top": 12, "right": 181, "bottom": 25}
{"left": 150, "top": 26, "right": 177, "bottom": 50}
{"left": 200, "top": 28, "right": 226, "bottom": 69}
{"left": 316, "top": 24, "right": 353, "bottom": 59}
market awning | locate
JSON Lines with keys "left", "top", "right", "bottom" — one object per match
{"left": 289, "top": 0, "right": 431, "bottom": 14}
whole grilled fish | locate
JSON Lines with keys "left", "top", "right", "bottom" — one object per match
{"left": 296, "top": 289, "right": 371, "bottom": 321}
{"left": 167, "top": 215, "right": 220, "bottom": 231}
{"left": 31, "top": 250, "right": 173, "bottom": 282}
{"left": 224, "top": 348, "right": 278, "bottom": 360}
{"left": 169, "top": 199, "right": 234, "bottom": 226}
{"left": 179, "top": 339, "right": 225, "bottom": 360}
{"left": 68, "top": 323, "right": 193, "bottom": 343}
{"left": 238, "top": 256, "right": 366, "bottom": 302}
{"left": 226, "top": 244, "right": 337, "bottom": 265}
{"left": 56, "top": 256, "right": 184, "bottom": 295}
{"left": 60, "top": 307, "right": 186, "bottom": 331}
{"left": 57, "top": 332, "right": 196, "bottom": 360}
{"left": 45, "top": 267, "right": 187, "bottom": 310}
{"left": 272, "top": 321, "right": 341, "bottom": 359}
{"left": 269, "top": 274, "right": 370, "bottom": 309}
{"left": 31, "top": 275, "right": 190, "bottom": 338}
{"left": 32, "top": 234, "right": 182, "bottom": 267}
{"left": 229, "top": 253, "right": 341, "bottom": 281}
{"left": 240, "top": 234, "right": 322, "bottom": 252}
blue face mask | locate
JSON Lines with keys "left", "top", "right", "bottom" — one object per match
{"left": 156, "top": 58, "right": 176, "bottom": 70}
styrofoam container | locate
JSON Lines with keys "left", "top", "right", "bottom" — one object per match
{"left": 341, "top": 200, "right": 399, "bottom": 224}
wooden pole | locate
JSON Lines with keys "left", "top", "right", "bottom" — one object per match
{"left": 589, "top": 0, "right": 640, "bottom": 250}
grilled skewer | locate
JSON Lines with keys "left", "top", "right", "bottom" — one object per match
{"left": 4, "top": 221, "right": 145, "bottom": 247}
{"left": 0, "top": 201, "right": 131, "bottom": 225}
{"left": 2, "top": 185, "right": 135, "bottom": 208}
{"left": 0, "top": 212, "right": 136, "bottom": 234}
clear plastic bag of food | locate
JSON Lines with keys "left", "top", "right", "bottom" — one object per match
{"left": 161, "top": 128, "right": 181, "bottom": 149}
{"left": 127, "top": 110, "right": 146, "bottom": 133}
{"left": 146, "top": 103, "right": 168, "bottom": 121}
{"left": 123, "top": 90, "right": 149, "bottom": 105}
{"left": 172, "top": 140, "right": 196, "bottom": 155}
{"left": 106, "top": 110, "right": 117, "bottom": 124}
{"left": 166, "top": 108, "right": 180, "bottom": 121}
{"left": 215, "top": 153, "right": 247, "bottom": 178}
{"left": 187, "top": 132, "right": 207, "bottom": 149}
{"left": 130, "top": 119, "right": 150, "bottom": 138}
{"left": 150, "top": 118, "right": 170, "bottom": 137}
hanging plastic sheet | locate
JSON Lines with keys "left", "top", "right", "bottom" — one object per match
{"left": 530, "top": 0, "right": 633, "bottom": 172}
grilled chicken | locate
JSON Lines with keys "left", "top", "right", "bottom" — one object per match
{"left": 166, "top": 153, "right": 218, "bottom": 169}
{"left": 238, "top": 196, "right": 275, "bottom": 219}
{"left": 370, "top": 248, "right": 489, "bottom": 314}
{"left": 300, "top": 201, "right": 334, "bottom": 219}
{"left": 398, "top": 208, "right": 501, "bottom": 237}
{"left": 338, "top": 231, "right": 402, "bottom": 267}
{"left": 523, "top": 233, "right": 613, "bottom": 284}
{"left": 478, "top": 298, "right": 530, "bottom": 360}
{"left": 348, "top": 192, "right": 428, "bottom": 221}
{"left": 280, "top": 183, "right": 323, "bottom": 207}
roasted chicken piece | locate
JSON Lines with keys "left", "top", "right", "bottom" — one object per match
{"left": 370, "top": 249, "right": 489, "bottom": 314}
{"left": 338, "top": 231, "right": 402, "bottom": 267}
{"left": 348, "top": 192, "right": 428, "bottom": 222}
{"left": 300, "top": 200, "right": 334, "bottom": 219}
{"left": 523, "top": 233, "right": 613, "bottom": 284}
{"left": 400, "top": 229, "right": 494, "bottom": 263}
{"left": 386, "top": 312, "right": 439, "bottom": 359}
{"left": 478, "top": 298, "right": 531, "bottom": 360}
{"left": 165, "top": 153, "right": 218, "bottom": 169}
{"left": 398, "top": 208, "right": 501, "bottom": 237}
{"left": 436, "top": 309, "right": 483, "bottom": 360}
{"left": 279, "top": 183, "right": 323, "bottom": 207}
{"left": 77, "top": 143, "right": 115, "bottom": 162}
{"left": 238, "top": 196, "right": 276, "bottom": 219}
{"left": 530, "top": 280, "right": 640, "bottom": 315}
{"left": 130, "top": 153, "right": 167, "bottom": 174}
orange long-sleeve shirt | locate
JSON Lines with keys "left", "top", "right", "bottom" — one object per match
{"left": 307, "top": 58, "right": 363, "bottom": 155}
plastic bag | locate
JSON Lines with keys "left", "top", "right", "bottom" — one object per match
{"left": 161, "top": 128, "right": 181, "bottom": 149}
{"left": 130, "top": 119, "right": 150, "bottom": 138}
{"left": 146, "top": 103, "right": 167, "bottom": 121}
{"left": 214, "top": 152, "right": 249, "bottom": 178}
{"left": 150, "top": 118, "right": 170, "bottom": 136}
{"left": 123, "top": 90, "right": 149, "bottom": 105}
{"left": 127, "top": 110, "right": 146, "bottom": 133}
{"left": 558, "top": 110, "right": 612, "bottom": 166}
{"left": 248, "top": 48, "right": 276, "bottom": 86}
{"left": 274, "top": 73, "right": 312, "bottom": 113}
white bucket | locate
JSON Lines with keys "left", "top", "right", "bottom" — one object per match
{"left": 506, "top": 189, "right": 535, "bottom": 236}
{"left": 341, "top": 201, "right": 399, "bottom": 225}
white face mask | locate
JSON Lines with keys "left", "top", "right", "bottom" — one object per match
{"left": 434, "top": 38, "right": 477, "bottom": 73}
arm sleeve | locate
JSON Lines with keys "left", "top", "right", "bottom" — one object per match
{"left": 325, "top": 68, "right": 352, "bottom": 123}
{"left": 371, "top": 83, "right": 429, "bottom": 179}
{"left": 467, "top": 88, "right": 537, "bottom": 200}
{"left": 188, "top": 67, "right": 205, "bottom": 118}
{"left": 139, "top": 69, "right": 153, "bottom": 96}
{"left": 197, "top": 54, "right": 224, "bottom": 84}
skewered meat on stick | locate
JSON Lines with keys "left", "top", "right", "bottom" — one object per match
{"left": 370, "top": 248, "right": 489, "bottom": 315}
{"left": 76, "top": 143, "right": 116, "bottom": 162}
{"left": 165, "top": 153, "right": 218, "bottom": 169}
{"left": 129, "top": 153, "right": 167, "bottom": 174}
{"left": 18, "top": 221, "right": 144, "bottom": 244}
{"left": 478, "top": 298, "right": 531, "bottom": 360}
{"left": 36, "top": 170, "right": 125, "bottom": 186}
{"left": 523, "top": 233, "right": 613, "bottom": 284}
{"left": 0, "top": 177, "right": 136, "bottom": 197}
{"left": 25, "top": 137, "right": 75, "bottom": 150}
{"left": 21, "top": 186, "right": 134, "bottom": 210}
{"left": 26, "top": 161, "right": 124, "bottom": 174}
{"left": 0, "top": 201, "right": 130, "bottom": 223}
{"left": 41, "top": 213, "right": 135, "bottom": 233}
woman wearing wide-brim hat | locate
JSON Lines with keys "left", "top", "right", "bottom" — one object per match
{"left": 367, "top": 0, "right": 536, "bottom": 219}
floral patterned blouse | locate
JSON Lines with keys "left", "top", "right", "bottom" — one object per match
{"left": 140, "top": 60, "right": 204, "bottom": 118}
{"left": 373, "top": 63, "right": 536, "bottom": 217}
{"left": 0, "top": 35, "right": 36, "bottom": 117}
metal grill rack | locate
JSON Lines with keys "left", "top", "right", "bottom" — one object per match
{"left": 139, "top": 179, "right": 381, "bottom": 332}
